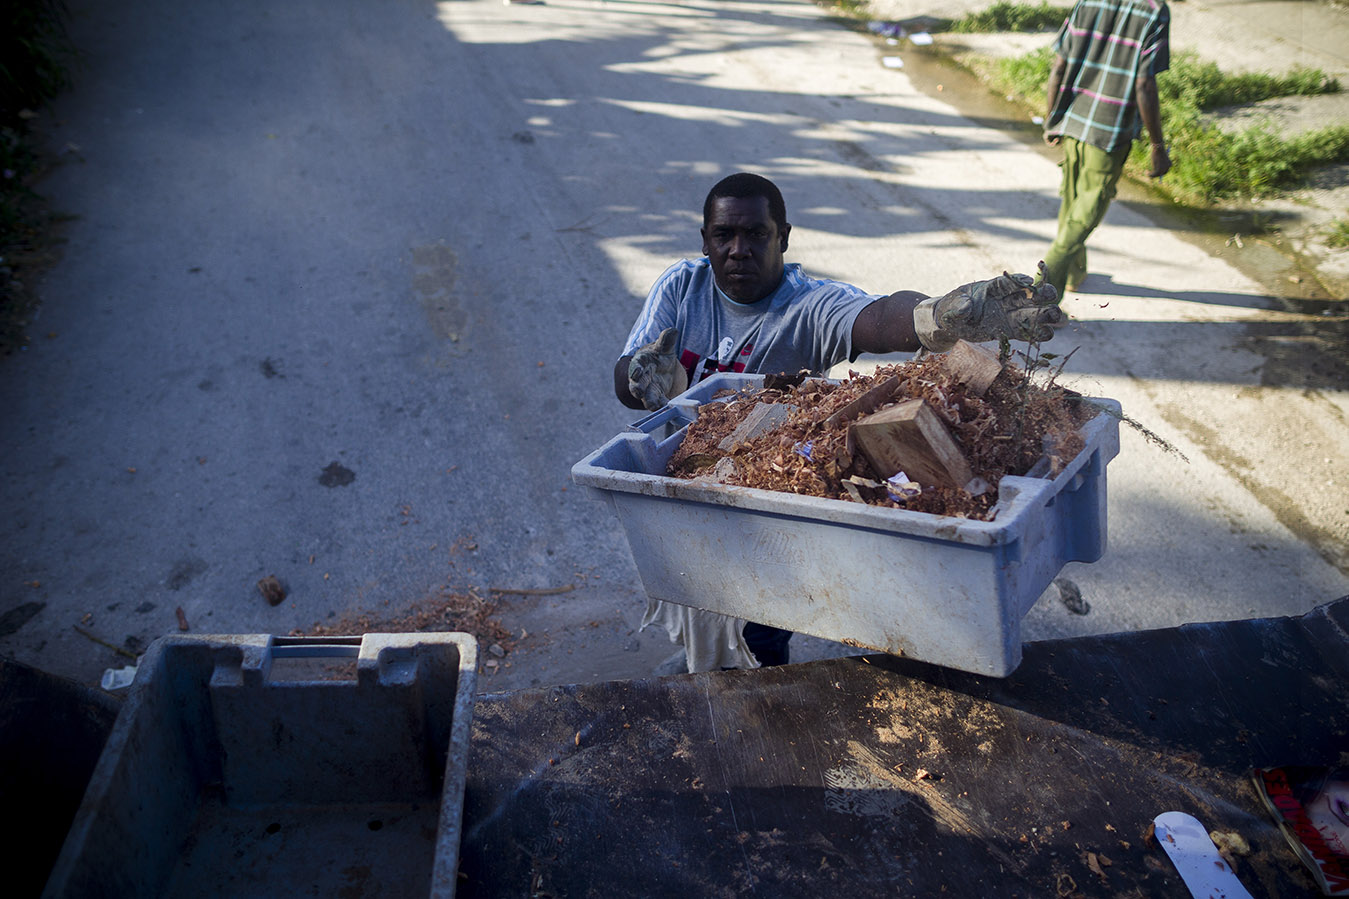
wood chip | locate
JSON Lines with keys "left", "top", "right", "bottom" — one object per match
{"left": 941, "top": 339, "right": 1004, "bottom": 396}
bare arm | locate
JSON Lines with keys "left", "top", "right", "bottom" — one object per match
{"left": 1044, "top": 53, "right": 1068, "bottom": 145}
{"left": 849, "top": 290, "right": 927, "bottom": 357}
{"left": 1135, "top": 72, "right": 1171, "bottom": 177}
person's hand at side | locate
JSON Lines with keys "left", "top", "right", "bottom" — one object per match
{"left": 627, "top": 327, "right": 689, "bottom": 411}
{"left": 914, "top": 263, "right": 1063, "bottom": 352}
{"left": 1148, "top": 142, "right": 1172, "bottom": 179}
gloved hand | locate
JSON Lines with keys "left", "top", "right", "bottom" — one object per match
{"left": 914, "top": 262, "right": 1063, "bottom": 352}
{"left": 628, "top": 327, "right": 689, "bottom": 411}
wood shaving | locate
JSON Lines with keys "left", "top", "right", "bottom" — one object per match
{"left": 667, "top": 356, "right": 1096, "bottom": 520}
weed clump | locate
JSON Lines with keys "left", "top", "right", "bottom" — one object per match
{"left": 950, "top": 1, "right": 1069, "bottom": 34}
{"left": 2, "top": 0, "right": 78, "bottom": 354}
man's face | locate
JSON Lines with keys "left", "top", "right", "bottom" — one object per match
{"left": 701, "top": 195, "right": 790, "bottom": 304}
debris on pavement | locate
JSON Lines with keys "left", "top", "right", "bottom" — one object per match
{"left": 1055, "top": 578, "right": 1091, "bottom": 615}
{"left": 74, "top": 625, "right": 137, "bottom": 660}
{"left": 296, "top": 585, "right": 515, "bottom": 656}
{"left": 257, "top": 575, "right": 286, "bottom": 606}
{"left": 1208, "top": 830, "right": 1251, "bottom": 862}
{"left": 100, "top": 665, "right": 137, "bottom": 691}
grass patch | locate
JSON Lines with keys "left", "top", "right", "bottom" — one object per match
{"left": 818, "top": 0, "right": 873, "bottom": 22}
{"left": 1, "top": 0, "right": 77, "bottom": 354}
{"left": 1157, "top": 54, "right": 1339, "bottom": 110}
{"left": 1, "top": 0, "right": 77, "bottom": 114}
{"left": 990, "top": 48, "right": 1349, "bottom": 203}
{"left": 1327, "top": 219, "right": 1349, "bottom": 249}
{"left": 997, "top": 45, "right": 1056, "bottom": 98}
{"left": 1152, "top": 118, "right": 1349, "bottom": 203}
{"left": 950, "top": 1, "right": 1069, "bottom": 34}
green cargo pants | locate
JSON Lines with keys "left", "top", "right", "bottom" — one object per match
{"left": 1044, "top": 137, "right": 1131, "bottom": 296}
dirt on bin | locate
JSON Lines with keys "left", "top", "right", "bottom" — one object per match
{"left": 667, "top": 351, "right": 1096, "bottom": 521}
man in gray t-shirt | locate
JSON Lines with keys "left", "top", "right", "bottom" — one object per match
{"left": 613, "top": 172, "right": 1062, "bottom": 671}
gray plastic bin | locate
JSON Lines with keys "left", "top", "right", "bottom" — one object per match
{"left": 43, "top": 633, "right": 477, "bottom": 898}
{"left": 573, "top": 372, "right": 1120, "bottom": 677}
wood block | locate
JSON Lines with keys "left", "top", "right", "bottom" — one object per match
{"left": 824, "top": 375, "right": 901, "bottom": 429}
{"left": 718, "top": 402, "right": 797, "bottom": 451}
{"left": 942, "top": 339, "right": 1004, "bottom": 396}
{"left": 849, "top": 398, "right": 974, "bottom": 489}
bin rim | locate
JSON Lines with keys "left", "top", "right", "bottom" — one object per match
{"left": 572, "top": 377, "right": 1121, "bottom": 548}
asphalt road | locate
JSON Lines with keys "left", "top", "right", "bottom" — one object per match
{"left": 3, "top": 0, "right": 1346, "bottom": 692}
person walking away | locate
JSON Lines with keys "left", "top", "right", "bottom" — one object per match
{"left": 1043, "top": 0, "right": 1173, "bottom": 296}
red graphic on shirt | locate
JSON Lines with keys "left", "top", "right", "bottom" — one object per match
{"left": 680, "top": 343, "right": 752, "bottom": 384}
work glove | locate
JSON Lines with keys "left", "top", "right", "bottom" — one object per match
{"left": 914, "top": 262, "right": 1063, "bottom": 353}
{"left": 628, "top": 327, "right": 689, "bottom": 411}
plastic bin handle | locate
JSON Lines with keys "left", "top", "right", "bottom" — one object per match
{"left": 626, "top": 403, "right": 692, "bottom": 435}
{"left": 268, "top": 636, "right": 363, "bottom": 659}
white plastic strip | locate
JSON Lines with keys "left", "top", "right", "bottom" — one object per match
{"left": 1154, "top": 811, "right": 1254, "bottom": 899}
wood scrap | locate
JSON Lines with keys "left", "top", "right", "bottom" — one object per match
{"left": 942, "top": 340, "right": 1004, "bottom": 396}
{"left": 718, "top": 402, "right": 798, "bottom": 451}
{"left": 824, "top": 375, "right": 901, "bottom": 428}
{"left": 850, "top": 398, "right": 974, "bottom": 489}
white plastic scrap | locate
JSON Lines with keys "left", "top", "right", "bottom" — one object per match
{"left": 101, "top": 665, "right": 137, "bottom": 691}
{"left": 886, "top": 472, "right": 922, "bottom": 501}
{"left": 1153, "top": 811, "right": 1254, "bottom": 899}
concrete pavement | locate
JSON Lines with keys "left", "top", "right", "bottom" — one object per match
{"left": 1, "top": 0, "right": 1345, "bottom": 693}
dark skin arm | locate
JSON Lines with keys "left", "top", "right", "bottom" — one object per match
{"left": 1135, "top": 72, "right": 1171, "bottom": 177}
{"left": 849, "top": 290, "right": 926, "bottom": 357}
{"left": 1044, "top": 53, "right": 1068, "bottom": 146}
{"left": 612, "top": 290, "right": 927, "bottom": 408}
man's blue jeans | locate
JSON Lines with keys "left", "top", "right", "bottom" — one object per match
{"left": 743, "top": 621, "right": 791, "bottom": 666}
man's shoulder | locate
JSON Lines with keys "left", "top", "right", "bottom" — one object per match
{"left": 779, "top": 264, "right": 870, "bottom": 299}
{"left": 1072, "top": 0, "right": 1167, "bottom": 21}
{"left": 658, "top": 256, "right": 711, "bottom": 277}
{"left": 653, "top": 256, "right": 713, "bottom": 292}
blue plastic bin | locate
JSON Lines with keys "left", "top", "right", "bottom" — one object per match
{"left": 43, "top": 633, "right": 477, "bottom": 898}
{"left": 573, "top": 373, "right": 1120, "bottom": 677}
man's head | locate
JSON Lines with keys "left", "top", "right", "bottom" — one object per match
{"left": 701, "top": 172, "right": 791, "bottom": 304}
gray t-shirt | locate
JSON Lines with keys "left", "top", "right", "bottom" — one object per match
{"left": 622, "top": 258, "right": 880, "bottom": 384}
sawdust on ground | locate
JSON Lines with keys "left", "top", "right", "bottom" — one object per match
{"left": 295, "top": 586, "right": 516, "bottom": 654}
